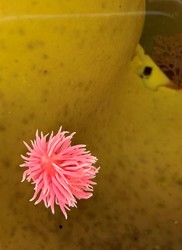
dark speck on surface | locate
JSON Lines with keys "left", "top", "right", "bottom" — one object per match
{"left": 27, "top": 41, "right": 44, "bottom": 50}
{"left": 1, "top": 158, "right": 10, "bottom": 168}
{"left": 0, "top": 124, "right": 6, "bottom": 132}
{"left": 42, "top": 54, "right": 48, "bottom": 59}
{"left": 143, "top": 66, "right": 153, "bottom": 77}
{"left": 18, "top": 28, "right": 26, "bottom": 36}
{"left": 176, "top": 178, "right": 182, "bottom": 186}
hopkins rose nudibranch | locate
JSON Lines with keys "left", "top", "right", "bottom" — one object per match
{"left": 20, "top": 127, "right": 99, "bottom": 219}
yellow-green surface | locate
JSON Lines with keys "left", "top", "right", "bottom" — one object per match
{"left": 0, "top": 1, "right": 145, "bottom": 249}
{"left": 1, "top": 0, "right": 182, "bottom": 250}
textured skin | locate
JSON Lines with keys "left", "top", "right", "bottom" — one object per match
{"left": 0, "top": 1, "right": 145, "bottom": 250}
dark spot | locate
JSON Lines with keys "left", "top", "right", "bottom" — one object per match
{"left": 75, "top": 81, "right": 84, "bottom": 88}
{"left": 157, "top": 176, "right": 166, "bottom": 183}
{"left": 42, "top": 54, "right": 48, "bottom": 59}
{"left": 140, "top": 74, "right": 144, "bottom": 79}
{"left": 139, "top": 157, "right": 147, "bottom": 164}
{"left": 43, "top": 70, "right": 48, "bottom": 74}
{"left": 143, "top": 66, "right": 153, "bottom": 76}
{"left": 27, "top": 42, "right": 34, "bottom": 49}
{"left": 29, "top": 112, "right": 35, "bottom": 119}
{"left": 18, "top": 28, "right": 25, "bottom": 36}
{"left": 10, "top": 227, "right": 16, "bottom": 237}
{"left": 84, "top": 84, "right": 90, "bottom": 92}
{"left": 60, "top": 62, "right": 64, "bottom": 68}
{"left": 27, "top": 40, "right": 44, "bottom": 50}
{"left": 101, "top": 3, "right": 106, "bottom": 9}
{"left": 176, "top": 178, "right": 182, "bottom": 186}
{"left": 1, "top": 158, "right": 10, "bottom": 168}
{"left": 87, "top": 212, "right": 95, "bottom": 219}
{"left": 0, "top": 124, "right": 6, "bottom": 131}
{"left": 15, "top": 191, "right": 25, "bottom": 200}
{"left": 59, "top": 225, "right": 63, "bottom": 229}
{"left": 41, "top": 98, "right": 47, "bottom": 103}
{"left": 22, "top": 118, "right": 29, "bottom": 125}
{"left": 157, "top": 201, "right": 166, "bottom": 208}
{"left": 22, "top": 113, "right": 35, "bottom": 124}
{"left": 130, "top": 229, "right": 140, "bottom": 242}
{"left": 12, "top": 72, "right": 19, "bottom": 78}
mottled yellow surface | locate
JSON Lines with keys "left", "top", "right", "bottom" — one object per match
{"left": 83, "top": 60, "right": 182, "bottom": 250}
{"left": 4, "top": 1, "right": 182, "bottom": 250}
{"left": 0, "top": 0, "right": 181, "bottom": 247}
{"left": 0, "top": 0, "right": 141, "bottom": 14}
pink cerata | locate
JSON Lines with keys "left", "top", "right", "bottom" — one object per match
{"left": 20, "top": 127, "right": 99, "bottom": 219}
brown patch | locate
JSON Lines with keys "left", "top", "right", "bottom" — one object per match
{"left": 151, "top": 33, "right": 182, "bottom": 89}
